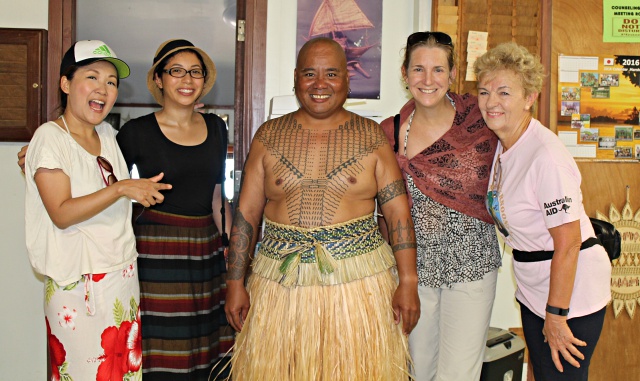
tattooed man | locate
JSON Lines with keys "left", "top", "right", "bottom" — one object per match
{"left": 223, "top": 37, "right": 419, "bottom": 380}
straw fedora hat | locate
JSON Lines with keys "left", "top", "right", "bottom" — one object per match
{"left": 147, "top": 39, "right": 217, "bottom": 105}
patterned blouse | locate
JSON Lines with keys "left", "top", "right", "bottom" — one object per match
{"left": 407, "top": 174, "right": 501, "bottom": 288}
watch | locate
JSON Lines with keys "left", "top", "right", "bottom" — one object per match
{"left": 546, "top": 304, "right": 570, "bottom": 316}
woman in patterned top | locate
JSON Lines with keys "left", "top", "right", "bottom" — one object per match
{"left": 380, "top": 31, "right": 501, "bottom": 381}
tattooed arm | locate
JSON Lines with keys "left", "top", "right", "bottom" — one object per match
{"left": 224, "top": 134, "right": 268, "bottom": 332}
{"left": 376, "top": 179, "right": 405, "bottom": 242}
{"left": 377, "top": 200, "right": 390, "bottom": 242}
{"left": 379, "top": 182, "right": 420, "bottom": 335}
{"left": 375, "top": 134, "right": 420, "bottom": 335}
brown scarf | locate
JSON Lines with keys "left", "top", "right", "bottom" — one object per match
{"left": 380, "top": 93, "right": 498, "bottom": 224}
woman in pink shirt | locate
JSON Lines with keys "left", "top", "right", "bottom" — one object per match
{"left": 475, "top": 42, "right": 611, "bottom": 380}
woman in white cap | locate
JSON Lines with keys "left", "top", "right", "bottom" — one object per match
{"left": 24, "top": 40, "right": 171, "bottom": 380}
{"left": 115, "top": 39, "right": 232, "bottom": 380}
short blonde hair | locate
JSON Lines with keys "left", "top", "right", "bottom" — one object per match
{"left": 473, "top": 42, "right": 544, "bottom": 97}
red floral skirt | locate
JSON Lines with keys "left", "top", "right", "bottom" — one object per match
{"left": 44, "top": 261, "right": 141, "bottom": 381}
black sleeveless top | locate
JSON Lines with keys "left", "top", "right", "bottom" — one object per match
{"left": 116, "top": 113, "right": 227, "bottom": 216}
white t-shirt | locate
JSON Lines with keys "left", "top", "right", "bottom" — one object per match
{"left": 25, "top": 121, "right": 137, "bottom": 286}
{"left": 487, "top": 118, "right": 611, "bottom": 319}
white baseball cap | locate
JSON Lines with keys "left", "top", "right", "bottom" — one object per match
{"left": 60, "top": 40, "right": 130, "bottom": 79}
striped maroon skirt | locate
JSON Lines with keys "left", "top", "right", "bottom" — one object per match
{"left": 133, "top": 205, "right": 232, "bottom": 381}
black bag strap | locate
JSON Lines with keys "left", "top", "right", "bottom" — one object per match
{"left": 393, "top": 114, "right": 401, "bottom": 154}
{"left": 219, "top": 117, "right": 230, "bottom": 247}
{"left": 512, "top": 237, "right": 601, "bottom": 262}
{"left": 206, "top": 114, "right": 230, "bottom": 247}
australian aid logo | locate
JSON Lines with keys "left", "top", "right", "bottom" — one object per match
{"left": 544, "top": 196, "right": 572, "bottom": 216}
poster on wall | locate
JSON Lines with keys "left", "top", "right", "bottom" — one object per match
{"left": 557, "top": 54, "right": 640, "bottom": 160}
{"left": 603, "top": 0, "right": 640, "bottom": 42}
{"left": 296, "top": 0, "right": 382, "bottom": 99}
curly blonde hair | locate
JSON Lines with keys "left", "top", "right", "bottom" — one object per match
{"left": 473, "top": 42, "right": 544, "bottom": 97}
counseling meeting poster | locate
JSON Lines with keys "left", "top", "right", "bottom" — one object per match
{"left": 603, "top": 0, "right": 640, "bottom": 42}
{"left": 557, "top": 54, "right": 640, "bottom": 160}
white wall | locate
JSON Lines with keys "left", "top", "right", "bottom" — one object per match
{"left": 0, "top": 1, "right": 520, "bottom": 379}
{"left": 265, "top": 0, "right": 522, "bottom": 331}
{"left": 491, "top": 240, "right": 520, "bottom": 329}
{"left": 0, "top": 1, "right": 48, "bottom": 379}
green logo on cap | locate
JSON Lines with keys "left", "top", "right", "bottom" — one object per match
{"left": 93, "top": 45, "right": 113, "bottom": 58}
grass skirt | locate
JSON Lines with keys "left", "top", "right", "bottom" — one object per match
{"left": 225, "top": 215, "right": 411, "bottom": 380}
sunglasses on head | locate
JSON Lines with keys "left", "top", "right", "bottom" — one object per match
{"left": 97, "top": 156, "right": 118, "bottom": 187}
{"left": 407, "top": 31, "right": 453, "bottom": 47}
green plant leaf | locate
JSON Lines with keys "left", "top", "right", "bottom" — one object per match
{"left": 129, "top": 297, "right": 138, "bottom": 321}
{"left": 62, "top": 281, "right": 78, "bottom": 291}
{"left": 44, "top": 278, "right": 58, "bottom": 304}
{"left": 113, "top": 298, "right": 124, "bottom": 327}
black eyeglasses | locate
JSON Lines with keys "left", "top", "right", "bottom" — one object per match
{"left": 407, "top": 31, "right": 453, "bottom": 47}
{"left": 97, "top": 156, "right": 118, "bottom": 186}
{"left": 163, "top": 67, "right": 206, "bottom": 79}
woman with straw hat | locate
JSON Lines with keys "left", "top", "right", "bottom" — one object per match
{"left": 116, "top": 39, "right": 232, "bottom": 381}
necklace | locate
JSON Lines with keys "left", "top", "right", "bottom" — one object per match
{"left": 403, "top": 110, "right": 415, "bottom": 157}
{"left": 403, "top": 95, "right": 456, "bottom": 157}
{"left": 491, "top": 154, "right": 502, "bottom": 192}
{"left": 487, "top": 154, "right": 510, "bottom": 237}
{"left": 60, "top": 115, "right": 72, "bottom": 135}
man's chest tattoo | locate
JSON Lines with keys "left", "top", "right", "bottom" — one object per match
{"left": 258, "top": 114, "right": 386, "bottom": 226}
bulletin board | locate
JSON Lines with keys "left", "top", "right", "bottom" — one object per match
{"left": 431, "top": 0, "right": 542, "bottom": 96}
{"left": 556, "top": 54, "right": 640, "bottom": 160}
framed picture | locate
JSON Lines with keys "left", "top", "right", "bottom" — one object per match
{"left": 296, "top": 0, "right": 383, "bottom": 99}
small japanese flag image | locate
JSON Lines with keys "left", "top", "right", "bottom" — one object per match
{"left": 604, "top": 58, "right": 614, "bottom": 66}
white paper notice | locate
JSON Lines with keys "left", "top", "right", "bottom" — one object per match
{"left": 466, "top": 31, "right": 488, "bottom": 81}
{"left": 566, "top": 145, "right": 597, "bottom": 158}
{"left": 558, "top": 56, "right": 599, "bottom": 83}
{"left": 558, "top": 131, "right": 577, "bottom": 145}
{"left": 558, "top": 131, "right": 596, "bottom": 158}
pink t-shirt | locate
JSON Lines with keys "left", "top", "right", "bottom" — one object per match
{"left": 487, "top": 118, "right": 611, "bottom": 319}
